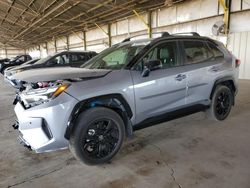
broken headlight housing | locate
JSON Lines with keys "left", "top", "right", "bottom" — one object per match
{"left": 19, "top": 82, "right": 70, "bottom": 108}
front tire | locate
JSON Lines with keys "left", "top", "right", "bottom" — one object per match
{"left": 207, "top": 85, "right": 233, "bottom": 121}
{"left": 69, "top": 107, "right": 125, "bottom": 165}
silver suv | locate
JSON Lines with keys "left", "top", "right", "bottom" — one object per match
{"left": 12, "top": 32, "right": 240, "bottom": 165}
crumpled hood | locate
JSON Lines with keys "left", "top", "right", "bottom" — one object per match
{"left": 12, "top": 67, "right": 111, "bottom": 82}
{"left": 15, "top": 64, "right": 32, "bottom": 69}
{"left": 8, "top": 64, "right": 33, "bottom": 72}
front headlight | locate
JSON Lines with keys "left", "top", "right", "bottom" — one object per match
{"left": 19, "top": 83, "right": 70, "bottom": 108}
{"left": 11, "top": 69, "right": 22, "bottom": 76}
{"left": 15, "top": 69, "right": 22, "bottom": 73}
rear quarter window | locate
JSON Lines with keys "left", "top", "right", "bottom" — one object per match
{"left": 183, "top": 40, "right": 213, "bottom": 65}
{"left": 207, "top": 42, "right": 224, "bottom": 58}
{"left": 90, "top": 52, "right": 97, "bottom": 58}
{"left": 79, "top": 54, "right": 90, "bottom": 61}
{"left": 18, "top": 56, "right": 25, "bottom": 62}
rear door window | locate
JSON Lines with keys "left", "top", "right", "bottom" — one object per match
{"left": 78, "top": 54, "right": 90, "bottom": 62}
{"left": 69, "top": 53, "right": 90, "bottom": 65}
{"left": 183, "top": 40, "right": 213, "bottom": 65}
{"left": 70, "top": 54, "right": 79, "bottom": 64}
{"left": 25, "top": 55, "right": 31, "bottom": 61}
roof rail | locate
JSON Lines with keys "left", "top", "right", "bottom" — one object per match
{"left": 172, "top": 32, "right": 200, "bottom": 36}
{"left": 121, "top": 32, "right": 200, "bottom": 43}
{"left": 122, "top": 32, "right": 170, "bottom": 42}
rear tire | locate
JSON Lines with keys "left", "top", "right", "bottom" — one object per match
{"left": 69, "top": 107, "right": 125, "bottom": 165}
{"left": 206, "top": 85, "right": 233, "bottom": 121}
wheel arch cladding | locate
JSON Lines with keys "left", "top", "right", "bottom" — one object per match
{"left": 210, "top": 77, "right": 236, "bottom": 105}
{"left": 64, "top": 94, "right": 133, "bottom": 140}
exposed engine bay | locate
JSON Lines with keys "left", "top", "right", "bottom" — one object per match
{"left": 14, "top": 81, "right": 66, "bottom": 109}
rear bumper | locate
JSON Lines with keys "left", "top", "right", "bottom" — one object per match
{"left": 14, "top": 92, "right": 78, "bottom": 153}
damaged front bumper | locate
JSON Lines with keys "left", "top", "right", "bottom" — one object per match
{"left": 4, "top": 72, "right": 24, "bottom": 89}
{"left": 13, "top": 92, "right": 78, "bottom": 153}
{"left": 5, "top": 78, "right": 22, "bottom": 88}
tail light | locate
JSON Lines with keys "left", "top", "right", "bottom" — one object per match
{"left": 236, "top": 59, "right": 241, "bottom": 67}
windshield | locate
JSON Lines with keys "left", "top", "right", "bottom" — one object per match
{"left": 81, "top": 41, "right": 149, "bottom": 70}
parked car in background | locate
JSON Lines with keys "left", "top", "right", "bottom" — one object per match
{"left": 4, "top": 59, "right": 40, "bottom": 86}
{"left": 0, "top": 58, "right": 10, "bottom": 63}
{"left": 0, "top": 55, "right": 32, "bottom": 74}
{"left": 4, "top": 58, "right": 40, "bottom": 74}
{"left": 12, "top": 32, "right": 239, "bottom": 165}
{"left": 5, "top": 51, "right": 97, "bottom": 88}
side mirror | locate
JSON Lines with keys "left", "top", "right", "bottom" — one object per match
{"left": 141, "top": 60, "right": 162, "bottom": 77}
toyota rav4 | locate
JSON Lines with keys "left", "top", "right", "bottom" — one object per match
{"left": 12, "top": 32, "right": 240, "bottom": 165}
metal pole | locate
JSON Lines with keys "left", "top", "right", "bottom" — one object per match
{"left": 226, "top": 0, "right": 232, "bottom": 34}
{"left": 133, "top": 10, "right": 151, "bottom": 38}
{"left": 45, "top": 42, "right": 48, "bottom": 55}
{"left": 108, "top": 23, "right": 111, "bottom": 47}
{"left": 148, "top": 11, "right": 152, "bottom": 38}
{"left": 218, "top": 0, "right": 229, "bottom": 34}
{"left": 83, "top": 31, "right": 87, "bottom": 51}
{"left": 5, "top": 48, "right": 7, "bottom": 58}
{"left": 54, "top": 39, "right": 57, "bottom": 52}
{"left": 38, "top": 45, "right": 41, "bottom": 58}
{"left": 66, "top": 36, "right": 69, "bottom": 50}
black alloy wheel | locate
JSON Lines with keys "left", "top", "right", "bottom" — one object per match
{"left": 69, "top": 107, "right": 125, "bottom": 165}
{"left": 214, "top": 90, "right": 231, "bottom": 120}
{"left": 207, "top": 85, "right": 233, "bottom": 121}
{"left": 83, "top": 118, "right": 119, "bottom": 159}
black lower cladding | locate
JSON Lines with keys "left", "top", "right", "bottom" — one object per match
{"left": 133, "top": 104, "right": 209, "bottom": 131}
{"left": 64, "top": 94, "right": 133, "bottom": 140}
{"left": 214, "top": 88, "right": 232, "bottom": 120}
{"left": 42, "top": 119, "right": 53, "bottom": 139}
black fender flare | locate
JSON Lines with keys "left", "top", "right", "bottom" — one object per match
{"left": 210, "top": 76, "right": 237, "bottom": 104}
{"left": 64, "top": 94, "right": 133, "bottom": 139}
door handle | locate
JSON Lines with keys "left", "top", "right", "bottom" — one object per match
{"left": 210, "top": 66, "right": 220, "bottom": 72}
{"left": 175, "top": 74, "right": 186, "bottom": 81}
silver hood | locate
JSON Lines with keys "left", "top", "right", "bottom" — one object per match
{"left": 12, "top": 67, "right": 111, "bottom": 82}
